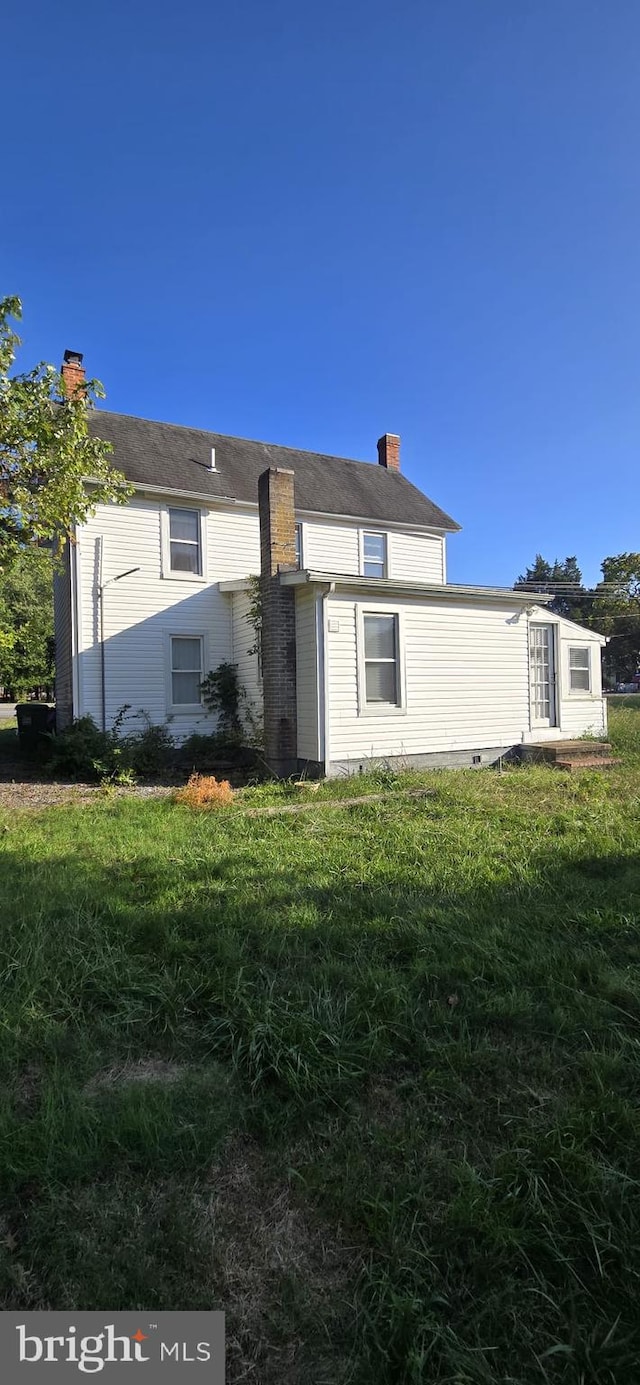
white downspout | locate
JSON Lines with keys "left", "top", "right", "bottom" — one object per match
{"left": 319, "top": 582, "right": 335, "bottom": 773}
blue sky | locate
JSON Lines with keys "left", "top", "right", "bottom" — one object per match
{"left": 4, "top": 0, "right": 639, "bottom": 585}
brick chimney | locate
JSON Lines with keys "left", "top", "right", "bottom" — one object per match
{"left": 61, "top": 349, "right": 86, "bottom": 398}
{"left": 258, "top": 467, "right": 298, "bottom": 778}
{"left": 377, "top": 433, "right": 400, "bottom": 471}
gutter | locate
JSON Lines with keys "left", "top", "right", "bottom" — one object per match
{"left": 278, "top": 571, "right": 555, "bottom": 605}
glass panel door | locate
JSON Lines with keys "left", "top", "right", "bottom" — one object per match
{"left": 529, "top": 624, "right": 557, "bottom": 727}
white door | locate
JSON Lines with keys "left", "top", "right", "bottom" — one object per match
{"left": 529, "top": 624, "right": 557, "bottom": 728}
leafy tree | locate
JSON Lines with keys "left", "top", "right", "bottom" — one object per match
{"left": 515, "top": 554, "right": 591, "bottom": 623}
{"left": 0, "top": 546, "right": 54, "bottom": 697}
{"left": 593, "top": 553, "right": 640, "bottom": 685}
{"left": 0, "top": 295, "right": 131, "bottom": 570}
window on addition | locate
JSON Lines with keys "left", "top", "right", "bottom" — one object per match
{"left": 363, "top": 613, "right": 400, "bottom": 706}
{"left": 569, "top": 647, "right": 591, "bottom": 692}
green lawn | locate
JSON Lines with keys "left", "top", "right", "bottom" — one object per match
{"left": 1, "top": 704, "right": 640, "bottom": 1382}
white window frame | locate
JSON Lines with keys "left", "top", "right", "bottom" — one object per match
{"left": 165, "top": 633, "right": 206, "bottom": 714}
{"left": 295, "top": 521, "right": 304, "bottom": 570}
{"left": 161, "top": 506, "right": 207, "bottom": 581}
{"left": 359, "top": 530, "right": 388, "bottom": 579}
{"left": 568, "top": 645, "right": 592, "bottom": 696}
{"left": 356, "top": 604, "right": 406, "bottom": 715}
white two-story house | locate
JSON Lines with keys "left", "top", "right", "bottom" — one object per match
{"left": 54, "top": 351, "right": 607, "bottom": 776}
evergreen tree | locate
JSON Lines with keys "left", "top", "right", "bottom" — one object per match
{"left": 515, "top": 554, "right": 590, "bottom": 622}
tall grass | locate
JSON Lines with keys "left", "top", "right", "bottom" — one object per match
{"left": 0, "top": 703, "right": 639, "bottom": 1381}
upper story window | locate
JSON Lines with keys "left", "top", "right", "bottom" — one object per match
{"left": 169, "top": 508, "right": 202, "bottom": 575}
{"left": 362, "top": 531, "right": 387, "bottom": 579}
{"left": 295, "top": 522, "right": 303, "bottom": 570}
{"left": 569, "top": 646, "right": 591, "bottom": 693}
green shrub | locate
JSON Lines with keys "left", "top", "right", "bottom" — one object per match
{"left": 178, "top": 729, "right": 256, "bottom": 771}
{"left": 200, "top": 662, "right": 244, "bottom": 735}
{"left": 48, "top": 710, "right": 176, "bottom": 783}
{"left": 123, "top": 721, "right": 175, "bottom": 777}
{"left": 48, "top": 717, "right": 123, "bottom": 782}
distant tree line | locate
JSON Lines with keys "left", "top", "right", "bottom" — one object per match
{"left": 515, "top": 553, "right": 640, "bottom": 686}
{"left": 0, "top": 547, "right": 54, "bottom": 701}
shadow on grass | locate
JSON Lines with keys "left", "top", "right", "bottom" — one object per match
{"left": 0, "top": 823, "right": 639, "bottom": 1381}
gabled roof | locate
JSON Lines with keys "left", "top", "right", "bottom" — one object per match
{"left": 89, "top": 410, "right": 460, "bottom": 532}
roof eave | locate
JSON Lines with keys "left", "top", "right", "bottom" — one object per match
{"left": 278, "top": 571, "right": 554, "bottom": 604}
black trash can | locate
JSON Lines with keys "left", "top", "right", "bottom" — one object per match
{"left": 16, "top": 703, "right": 55, "bottom": 754}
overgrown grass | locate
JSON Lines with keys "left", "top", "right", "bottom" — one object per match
{"left": 1, "top": 702, "right": 639, "bottom": 1381}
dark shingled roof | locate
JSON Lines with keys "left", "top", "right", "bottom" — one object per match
{"left": 89, "top": 411, "right": 460, "bottom": 532}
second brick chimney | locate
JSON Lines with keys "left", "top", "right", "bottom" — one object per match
{"left": 377, "top": 433, "right": 400, "bottom": 471}
{"left": 258, "top": 467, "right": 298, "bottom": 778}
{"left": 61, "top": 349, "right": 86, "bottom": 398}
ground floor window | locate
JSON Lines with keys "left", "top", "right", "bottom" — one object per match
{"left": 363, "top": 612, "right": 400, "bottom": 705}
{"left": 569, "top": 646, "right": 591, "bottom": 692}
{"left": 170, "top": 635, "right": 203, "bottom": 707}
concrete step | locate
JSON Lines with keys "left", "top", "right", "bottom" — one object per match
{"left": 522, "top": 741, "right": 613, "bottom": 765}
{"left": 544, "top": 740, "right": 612, "bottom": 756}
{"left": 555, "top": 756, "right": 621, "bottom": 772}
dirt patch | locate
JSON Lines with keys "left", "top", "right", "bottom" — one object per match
{"left": 0, "top": 780, "right": 175, "bottom": 812}
{"left": 84, "top": 1059, "right": 187, "bottom": 1094}
{"left": 199, "top": 1138, "right": 360, "bottom": 1384}
{"left": 366, "top": 1075, "right": 405, "bottom": 1127}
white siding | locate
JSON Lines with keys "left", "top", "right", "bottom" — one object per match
{"left": 75, "top": 492, "right": 448, "bottom": 741}
{"left": 556, "top": 619, "right": 607, "bottom": 738}
{"left": 77, "top": 498, "right": 261, "bottom": 739}
{"left": 302, "top": 519, "right": 360, "bottom": 574}
{"left": 323, "top": 594, "right": 609, "bottom": 768}
{"left": 388, "top": 531, "right": 445, "bottom": 583}
{"left": 295, "top": 588, "right": 320, "bottom": 761}
{"left": 231, "top": 590, "right": 263, "bottom": 726}
{"left": 326, "top": 592, "right": 531, "bottom": 764}
{"left": 301, "top": 517, "right": 446, "bottom": 583}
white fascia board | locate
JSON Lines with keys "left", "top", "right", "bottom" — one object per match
{"left": 219, "top": 578, "right": 253, "bottom": 593}
{"left": 294, "top": 508, "right": 455, "bottom": 536}
{"left": 279, "top": 570, "right": 555, "bottom": 605}
{"left": 556, "top": 614, "right": 607, "bottom": 644}
{"left": 526, "top": 604, "right": 607, "bottom": 644}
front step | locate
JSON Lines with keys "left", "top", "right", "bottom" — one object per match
{"left": 555, "top": 755, "right": 621, "bottom": 772}
{"left": 521, "top": 740, "right": 615, "bottom": 768}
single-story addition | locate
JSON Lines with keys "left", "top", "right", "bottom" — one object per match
{"left": 54, "top": 351, "right": 608, "bottom": 776}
